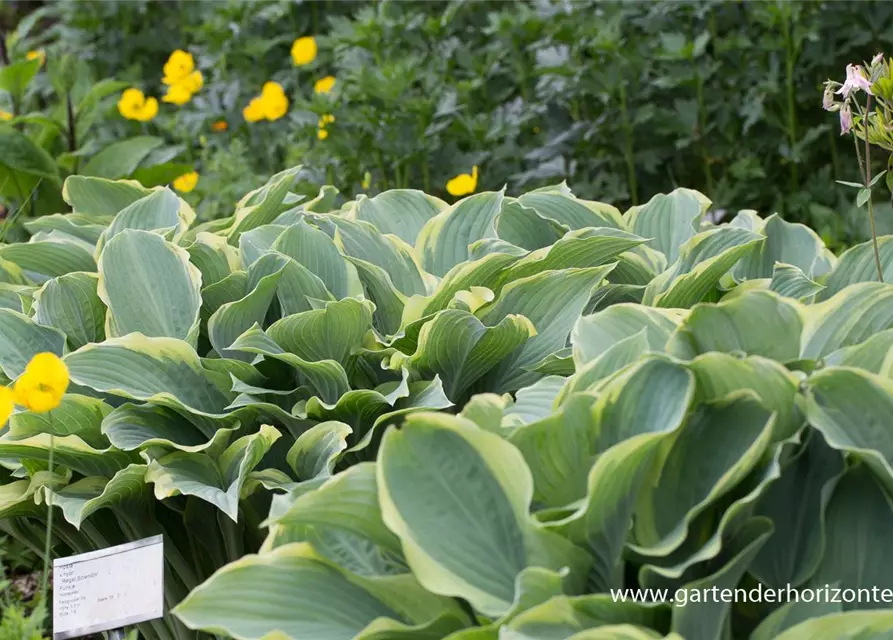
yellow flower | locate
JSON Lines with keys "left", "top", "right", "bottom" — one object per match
{"left": 446, "top": 165, "right": 479, "bottom": 197}
{"left": 163, "top": 49, "right": 195, "bottom": 85}
{"left": 173, "top": 171, "right": 199, "bottom": 193}
{"left": 291, "top": 36, "right": 317, "bottom": 66}
{"left": 318, "top": 113, "right": 335, "bottom": 128}
{"left": 243, "top": 97, "right": 266, "bottom": 123}
{"left": 0, "top": 386, "right": 13, "bottom": 426}
{"left": 314, "top": 75, "right": 336, "bottom": 94}
{"left": 163, "top": 83, "right": 193, "bottom": 105}
{"left": 317, "top": 128, "right": 329, "bottom": 140}
{"left": 26, "top": 50, "right": 46, "bottom": 67}
{"left": 211, "top": 120, "right": 228, "bottom": 132}
{"left": 261, "top": 82, "right": 288, "bottom": 120}
{"left": 117, "top": 88, "right": 158, "bottom": 122}
{"left": 14, "top": 353, "right": 69, "bottom": 413}
{"left": 0, "top": 110, "right": 12, "bottom": 121}
{"left": 361, "top": 171, "right": 371, "bottom": 190}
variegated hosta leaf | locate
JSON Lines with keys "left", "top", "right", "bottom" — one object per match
{"left": 98, "top": 229, "right": 202, "bottom": 345}
{"left": 571, "top": 304, "right": 683, "bottom": 368}
{"left": 0, "top": 308, "right": 65, "bottom": 378}
{"left": 353, "top": 190, "right": 447, "bottom": 246}
{"left": 47, "top": 464, "right": 150, "bottom": 529}
{"left": 33, "top": 272, "right": 106, "bottom": 350}
{"left": 225, "top": 166, "right": 301, "bottom": 242}
{"left": 0, "top": 240, "right": 97, "bottom": 284}
{"left": 772, "top": 611, "right": 893, "bottom": 640}
{"left": 624, "top": 189, "right": 703, "bottom": 264}
{"left": 98, "top": 187, "right": 185, "bottom": 249}
{"left": 818, "top": 235, "right": 893, "bottom": 299}
{"left": 8, "top": 393, "right": 112, "bottom": 448}
{"left": 517, "top": 191, "right": 624, "bottom": 232}
{"left": 800, "top": 283, "right": 893, "bottom": 359}
{"left": 62, "top": 175, "right": 152, "bottom": 215}
{"left": 769, "top": 262, "right": 824, "bottom": 301}
{"left": 733, "top": 214, "right": 833, "bottom": 281}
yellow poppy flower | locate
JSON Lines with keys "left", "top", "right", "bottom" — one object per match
{"left": 260, "top": 82, "right": 288, "bottom": 120}
{"left": 173, "top": 171, "right": 199, "bottom": 193}
{"left": 0, "top": 386, "right": 13, "bottom": 426}
{"left": 26, "top": 50, "right": 46, "bottom": 67}
{"left": 162, "top": 83, "right": 193, "bottom": 105}
{"left": 117, "top": 88, "right": 159, "bottom": 122}
{"left": 317, "top": 113, "right": 335, "bottom": 128}
{"left": 0, "top": 110, "right": 12, "bottom": 121}
{"left": 211, "top": 120, "right": 228, "bottom": 132}
{"left": 262, "top": 81, "right": 286, "bottom": 99}
{"left": 163, "top": 49, "right": 195, "bottom": 85}
{"left": 314, "top": 75, "right": 336, "bottom": 94}
{"left": 243, "top": 97, "right": 265, "bottom": 123}
{"left": 14, "top": 353, "right": 69, "bottom": 414}
{"left": 361, "top": 171, "right": 371, "bottom": 190}
{"left": 446, "top": 165, "right": 479, "bottom": 197}
{"left": 317, "top": 128, "right": 329, "bottom": 140}
{"left": 291, "top": 36, "right": 317, "bottom": 66}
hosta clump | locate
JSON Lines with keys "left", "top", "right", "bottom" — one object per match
{"left": 1, "top": 168, "right": 893, "bottom": 639}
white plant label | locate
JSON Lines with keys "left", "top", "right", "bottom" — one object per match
{"left": 52, "top": 535, "right": 164, "bottom": 640}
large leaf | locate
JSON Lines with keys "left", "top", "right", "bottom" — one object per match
{"left": 571, "top": 304, "right": 683, "bottom": 367}
{"left": 82, "top": 136, "right": 165, "bottom": 179}
{"left": 800, "top": 283, "right": 893, "bottom": 359}
{"left": 0, "top": 308, "right": 65, "bottom": 379}
{"left": 62, "top": 175, "right": 152, "bottom": 215}
{"left": 625, "top": 190, "right": 702, "bottom": 263}
{"left": 33, "top": 272, "right": 105, "bottom": 350}
{"left": 0, "top": 241, "right": 96, "bottom": 283}
{"left": 354, "top": 190, "right": 447, "bottom": 245}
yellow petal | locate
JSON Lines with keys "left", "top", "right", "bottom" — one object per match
{"left": 26, "top": 50, "right": 46, "bottom": 66}
{"left": 261, "top": 81, "right": 286, "bottom": 99}
{"left": 0, "top": 386, "right": 13, "bottom": 426}
{"left": 24, "top": 352, "right": 69, "bottom": 396}
{"left": 14, "top": 371, "right": 63, "bottom": 413}
{"left": 136, "top": 97, "right": 159, "bottom": 122}
{"left": 262, "top": 94, "right": 289, "bottom": 121}
{"left": 0, "top": 110, "right": 12, "bottom": 121}
{"left": 163, "top": 49, "right": 195, "bottom": 84}
{"left": 163, "top": 83, "right": 193, "bottom": 106}
{"left": 317, "top": 128, "right": 329, "bottom": 140}
{"left": 291, "top": 36, "right": 318, "bottom": 66}
{"left": 243, "top": 97, "right": 266, "bottom": 123}
{"left": 173, "top": 171, "right": 199, "bottom": 193}
{"left": 314, "top": 75, "right": 336, "bottom": 94}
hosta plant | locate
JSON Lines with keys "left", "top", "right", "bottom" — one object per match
{"left": 0, "top": 168, "right": 893, "bottom": 639}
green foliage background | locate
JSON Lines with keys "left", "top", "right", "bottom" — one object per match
{"left": 5, "top": 0, "right": 893, "bottom": 247}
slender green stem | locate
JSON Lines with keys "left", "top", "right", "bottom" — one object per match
{"left": 619, "top": 83, "right": 638, "bottom": 206}
{"left": 40, "top": 412, "right": 55, "bottom": 606}
{"left": 862, "top": 96, "right": 884, "bottom": 281}
{"left": 782, "top": 10, "right": 798, "bottom": 191}
{"left": 695, "top": 70, "right": 714, "bottom": 200}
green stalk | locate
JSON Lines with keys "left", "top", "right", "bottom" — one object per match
{"left": 860, "top": 96, "right": 884, "bottom": 281}
{"left": 40, "top": 413, "right": 55, "bottom": 606}
{"left": 619, "top": 83, "right": 638, "bottom": 205}
{"left": 782, "top": 10, "right": 798, "bottom": 191}
{"left": 695, "top": 70, "right": 714, "bottom": 200}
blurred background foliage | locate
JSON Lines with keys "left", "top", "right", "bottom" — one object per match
{"left": 3, "top": 0, "right": 893, "bottom": 249}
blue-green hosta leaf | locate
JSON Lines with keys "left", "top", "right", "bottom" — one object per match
{"left": 47, "top": 464, "right": 150, "bottom": 529}
{"left": 174, "top": 542, "right": 466, "bottom": 640}
{"left": 505, "top": 595, "right": 670, "bottom": 639}
{"left": 608, "top": 249, "right": 666, "bottom": 286}
{"left": 99, "top": 187, "right": 187, "bottom": 249}
{"left": 479, "top": 267, "right": 614, "bottom": 392}
{"left": 228, "top": 325, "right": 349, "bottom": 404}
{"left": 65, "top": 334, "right": 234, "bottom": 415}
{"left": 807, "top": 465, "right": 893, "bottom": 606}
{"left": 625, "top": 189, "right": 703, "bottom": 263}
{"left": 468, "top": 237, "right": 528, "bottom": 261}
{"left": 146, "top": 424, "right": 280, "bottom": 521}
{"left": 670, "top": 519, "right": 773, "bottom": 640}
{"left": 571, "top": 304, "right": 684, "bottom": 368}
{"left": 239, "top": 224, "right": 286, "bottom": 269}
{"left": 496, "top": 199, "right": 567, "bottom": 250}
{"left": 201, "top": 271, "right": 247, "bottom": 321}
{"left": 823, "top": 329, "right": 893, "bottom": 375}
{"left": 319, "top": 216, "right": 426, "bottom": 296}
{"left": 392, "top": 309, "right": 535, "bottom": 401}
{"left": 9, "top": 394, "right": 111, "bottom": 448}
{"left": 378, "top": 413, "right": 590, "bottom": 617}
{"left": 0, "top": 241, "right": 96, "bottom": 284}
{"left": 0, "top": 432, "right": 133, "bottom": 476}
{"left": 559, "top": 330, "right": 649, "bottom": 400}
{"left": 81, "top": 135, "right": 164, "bottom": 179}
{"left": 0, "top": 256, "right": 27, "bottom": 285}
{"left": 688, "top": 353, "right": 803, "bottom": 440}
{"left": 0, "top": 308, "right": 65, "bottom": 378}
{"left": 276, "top": 257, "right": 336, "bottom": 316}
{"left": 804, "top": 366, "right": 893, "bottom": 494}
{"left": 666, "top": 290, "right": 803, "bottom": 362}
{"left": 226, "top": 166, "right": 301, "bottom": 242}
{"left": 24, "top": 213, "right": 108, "bottom": 248}
{"left": 208, "top": 252, "right": 288, "bottom": 359}
{"left": 801, "top": 283, "right": 893, "bottom": 359}
{"left": 0, "top": 471, "right": 68, "bottom": 519}
{"left": 750, "top": 595, "right": 842, "bottom": 640}
{"left": 504, "top": 228, "right": 641, "bottom": 282}
{"left": 268, "top": 297, "right": 374, "bottom": 364}
{"left": 0, "top": 283, "right": 29, "bottom": 313}
{"left": 286, "top": 421, "right": 352, "bottom": 481}
{"left": 272, "top": 219, "right": 357, "bottom": 299}
{"left": 353, "top": 189, "right": 448, "bottom": 245}
{"left": 348, "top": 256, "right": 406, "bottom": 335}
{"left": 416, "top": 190, "right": 505, "bottom": 277}
{"left": 62, "top": 175, "right": 151, "bottom": 215}
{"left": 734, "top": 213, "right": 833, "bottom": 281}
{"left": 643, "top": 227, "right": 764, "bottom": 308}
{"left": 769, "top": 262, "right": 825, "bottom": 301}
{"left": 751, "top": 432, "right": 844, "bottom": 588}
{"left": 772, "top": 611, "right": 893, "bottom": 640}
{"left": 98, "top": 229, "right": 202, "bottom": 345}
{"left": 517, "top": 192, "right": 624, "bottom": 231}
{"left": 502, "top": 376, "right": 567, "bottom": 426}
{"left": 633, "top": 394, "right": 775, "bottom": 556}
{"left": 102, "top": 402, "right": 241, "bottom": 453}
{"left": 33, "top": 272, "right": 105, "bottom": 350}
{"left": 186, "top": 232, "right": 240, "bottom": 288}
{"left": 818, "top": 235, "right": 893, "bottom": 300}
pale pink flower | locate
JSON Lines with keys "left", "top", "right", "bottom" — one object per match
{"left": 840, "top": 103, "right": 853, "bottom": 134}
{"left": 836, "top": 64, "right": 873, "bottom": 98}
{"left": 872, "top": 52, "right": 884, "bottom": 67}
{"left": 822, "top": 84, "right": 838, "bottom": 111}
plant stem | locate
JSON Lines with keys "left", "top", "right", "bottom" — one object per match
{"left": 40, "top": 412, "right": 56, "bottom": 607}
{"left": 863, "top": 96, "right": 884, "bottom": 282}
{"left": 619, "top": 83, "right": 638, "bottom": 206}
{"left": 782, "top": 9, "right": 798, "bottom": 191}
{"left": 66, "top": 91, "right": 78, "bottom": 174}
{"left": 695, "top": 70, "right": 714, "bottom": 200}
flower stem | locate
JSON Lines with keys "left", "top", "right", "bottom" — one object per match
{"left": 619, "top": 83, "right": 638, "bottom": 206}
{"left": 40, "top": 413, "right": 55, "bottom": 607}
{"left": 782, "top": 9, "right": 798, "bottom": 192}
{"left": 863, "top": 96, "right": 884, "bottom": 282}
{"left": 695, "top": 70, "right": 714, "bottom": 201}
